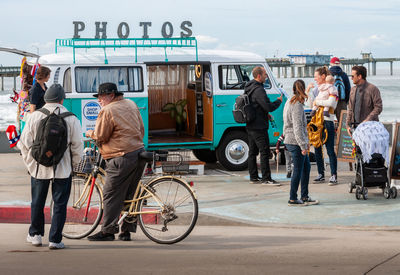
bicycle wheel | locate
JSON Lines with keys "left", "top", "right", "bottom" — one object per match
{"left": 138, "top": 177, "right": 198, "bottom": 244}
{"left": 61, "top": 174, "right": 103, "bottom": 239}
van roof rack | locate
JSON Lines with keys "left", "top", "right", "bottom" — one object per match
{"left": 55, "top": 37, "right": 198, "bottom": 64}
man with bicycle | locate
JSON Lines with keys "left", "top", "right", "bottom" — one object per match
{"left": 86, "top": 82, "right": 146, "bottom": 241}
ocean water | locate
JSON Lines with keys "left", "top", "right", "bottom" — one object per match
{"left": 277, "top": 74, "right": 400, "bottom": 123}
{"left": 0, "top": 74, "right": 399, "bottom": 130}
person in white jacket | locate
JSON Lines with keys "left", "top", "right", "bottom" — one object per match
{"left": 18, "top": 84, "right": 83, "bottom": 249}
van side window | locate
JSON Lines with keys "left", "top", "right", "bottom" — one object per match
{"left": 63, "top": 68, "right": 72, "bottom": 93}
{"left": 75, "top": 67, "right": 143, "bottom": 93}
{"left": 218, "top": 64, "right": 271, "bottom": 90}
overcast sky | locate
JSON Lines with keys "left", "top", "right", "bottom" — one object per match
{"left": 1, "top": 0, "right": 399, "bottom": 66}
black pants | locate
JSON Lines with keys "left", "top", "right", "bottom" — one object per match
{"left": 101, "top": 149, "right": 146, "bottom": 234}
{"left": 30, "top": 176, "right": 72, "bottom": 243}
{"left": 247, "top": 129, "right": 271, "bottom": 181}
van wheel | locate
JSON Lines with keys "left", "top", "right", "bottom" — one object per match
{"left": 192, "top": 149, "right": 217, "bottom": 163}
{"left": 216, "top": 131, "right": 249, "bottom": 171}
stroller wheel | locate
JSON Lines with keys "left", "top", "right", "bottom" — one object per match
{"left": 362, "top": 188, "right": 368, "bottom": 200}
{"left": 348, "top": 182, "right": 354, "bottom": 193}
{"left": 384, "top": 187, "right": 391, "bottom": 199}
{"left": 355, "top": 187, "right": 362, "bottom": 200}
{"left": 390, "top": 187, "right": 397, "bottom": 199}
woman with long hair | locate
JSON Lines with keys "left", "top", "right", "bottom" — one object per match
{"left": 29, "top": 66, "right": 51, "bottom": 112}
{"left": 283, "top": 80, "right": 319, "bottom": 206}
{"left": 306, "top": 67, "right": 338, "bottom": 185}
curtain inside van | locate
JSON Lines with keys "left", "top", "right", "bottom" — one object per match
{"left": 75, "top": 67, "right": 143, "bottom": 93}
{"left": 147, "top": 65, "right": 188, "bottom": 114}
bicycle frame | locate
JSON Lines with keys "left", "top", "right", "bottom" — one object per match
{"left": 118, "top": 162, "right": 197, "bottom": 224}
{"left": 72, "top": 169, "right": 105, "bottom": 222}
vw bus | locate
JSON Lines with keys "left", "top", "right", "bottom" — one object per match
{"left": 31, "top": 38, "right": 287, "bottom": 171}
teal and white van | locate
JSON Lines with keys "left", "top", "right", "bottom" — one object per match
{"left": 31, "top": 38, "right": 287, "bottom": 171}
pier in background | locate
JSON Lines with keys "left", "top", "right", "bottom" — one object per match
{"left": 266, "top": 53, "right": 400, "bottom": 78}
{"left": 0, "top": 66, "right": 20, "bottom": 91}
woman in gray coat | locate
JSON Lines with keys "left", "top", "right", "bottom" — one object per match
{"left": 283, "top": 80, "right": 319, "bottom": 206}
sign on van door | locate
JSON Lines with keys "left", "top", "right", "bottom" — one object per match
{"left": 82, "top": 99, "right": 101, "bottom": 132}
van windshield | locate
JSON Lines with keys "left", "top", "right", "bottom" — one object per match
{"left": 75, "top": 67, "right": 143, "bottom": 93}
{"left": 219, "top": 64, "right": 271, "bottom": 90}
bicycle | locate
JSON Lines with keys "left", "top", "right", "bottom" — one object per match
{"left": 52, "top": 141, "right": 198, "bottom": 244}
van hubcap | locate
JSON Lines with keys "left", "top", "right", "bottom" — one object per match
{"left": 225, "top": 139, "right": 249, "bottom": 165}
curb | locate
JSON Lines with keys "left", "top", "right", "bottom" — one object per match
{"left": 0, "top": 206, "right": 157, "bottom": 225}
{"left": 0, "top": 206, "right": 47, "bottom": 224}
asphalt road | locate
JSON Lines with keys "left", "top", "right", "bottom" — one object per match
{"left": 1, "top": 224, "right": 400, "bottom": 275}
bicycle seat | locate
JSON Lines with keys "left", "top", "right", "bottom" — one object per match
{"left": 139, "top": 151, "right": 154, "bottom": 161}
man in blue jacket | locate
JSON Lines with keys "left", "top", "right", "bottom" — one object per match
{"left": 329, "top": 57, "right": 351, "bottom": 121}
{"left": 245, "top": 66, "right": 282, "bottom": 185}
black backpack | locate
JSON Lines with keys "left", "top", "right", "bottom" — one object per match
{"left": 232, "top": 89, "right": 256, "bottom": 123}
{"left": 31, "top": 107, "right": 75, "bottom": 174}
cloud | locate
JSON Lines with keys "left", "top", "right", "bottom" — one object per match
{"left": 356, "top": 34, "right": 392, "bottom": 49}
{"left": 29, "top": 41, "right": 54, "bottom": 55}
{"left": 195, "top": 35, "right": 219, "bottom": 45}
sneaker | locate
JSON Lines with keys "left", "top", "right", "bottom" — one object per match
{"left": 328, "top": 175, "right": 338, "bottom": 186}
{"left": 49, "top": 242, "right": 65, "bottom": 250}
{"left": 313, "top": 174, "right": 325, "bottom": 183}
{"left": 87, "top": 231, "right": 115, "bottom": 241}
{"left": 288, "top": 199, "right": 307, "bottom": 206}
{"left": 286, "top": 171, "right": 292, "bottom": 178}
{"left": 26, "top": 234, "right": 42, "bottom": 246}
{"left": 262, "top": 179, "right": 281, "bottom": 186}
{"left": 250, "top": 177, "right": 262, "bottom": 184}
{"left": 118, "top": 231, "right": 131, "bottom": 241}
{"left": 302, "top": 197, "right": 320, "bottom": 205}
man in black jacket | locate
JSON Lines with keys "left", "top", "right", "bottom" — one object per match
{"left": 246, "top": 66, "right": 282, "bottom": 185}
{"left": 329, "top": 57, "right": 351, "bottom": 121}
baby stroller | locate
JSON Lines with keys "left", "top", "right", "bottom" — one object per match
{"left": 348, "top": 121, "right": 397, "bottom": 200}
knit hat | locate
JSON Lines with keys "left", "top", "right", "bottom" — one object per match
{"left": 330, "top": 57, "right": 340, "bottom": 65}
{"left": 44, "top": 84, "right": 65, "bottom": 103}
{"left": 93, "top": 82, "right": 124, "bottom": 98}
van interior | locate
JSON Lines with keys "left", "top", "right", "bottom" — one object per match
{"left": 147, "top": 63, "right": 213, "bottom": 145}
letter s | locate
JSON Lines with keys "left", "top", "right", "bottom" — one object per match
{"left": 180, "top": 21, "right": 192, "bottom": 38}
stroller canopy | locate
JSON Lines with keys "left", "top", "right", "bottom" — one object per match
{"left": 352, "top": 121, "right": 390, "bottom": 163}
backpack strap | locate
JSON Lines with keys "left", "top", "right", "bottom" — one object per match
{"left": 60, "top": 112, "right": 75, "bottom": 119}
{"left": 33, "top": 108, "right": 51, "bottom": 179}
{"left": 37, "top": 108, "right": 50, "bottom": 116}
{"left": 59, "top": 111, "right": 76, "bottom": 177}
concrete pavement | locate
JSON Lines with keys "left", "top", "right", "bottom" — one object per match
{"left": 1, "top": 152, "right": 400, "bottom": 273}
{"left": 1, "top": 153, "right": 400, "bottom": 229}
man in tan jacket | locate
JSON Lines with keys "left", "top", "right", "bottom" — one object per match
{"left": 346, "top": 65, "right": 383, "bottom": 136}
{"left": 86, "top": 82, "right": 145, "bottom": 242}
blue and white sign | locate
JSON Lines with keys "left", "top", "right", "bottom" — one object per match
{"left": 82, "top": 100, "right": 101, "bottom": 132}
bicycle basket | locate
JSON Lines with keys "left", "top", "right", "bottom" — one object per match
{"left": 73, "top": 148, "right": 95, "bottom": 174}
{"left": 159, "top": 150, "right": 190, "bottom": 173}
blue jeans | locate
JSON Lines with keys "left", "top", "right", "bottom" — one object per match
{"left": 29, "top": 176, "right": 72, "bottom": 243}
{"left": 286, "top": 144, "right": 310, "bottom": 201}
{"left": 314, "top": 120, "right": 337, "bottom": 176}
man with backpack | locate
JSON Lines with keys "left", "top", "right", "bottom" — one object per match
{"left": 245, "top": 66, "right": 282, "bottom": 185}
{"left": 19, "top": 84, "right": 83, "bottom": 249}
{"left": 329, "top": 57, "right": 351, "bottom": 121}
